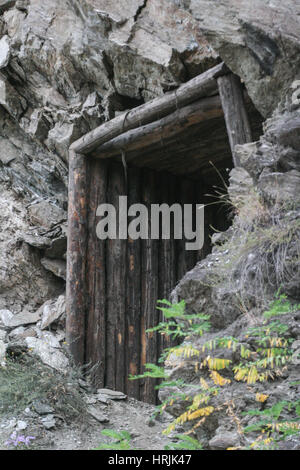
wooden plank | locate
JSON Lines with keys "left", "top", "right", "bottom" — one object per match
{"left": 114, "top": 115, "right": 231, "bottom": 173}
{"left": 125, "top": 166, "right": 142, "bottom": 399}
{"left": 217, "top": 73, "right": 252, "bottom": 166}
{"left": 66, "top": 150, "right": 89, "bottom": 365}
{"left": 120, "top": 90, "right": 260, "bottom": 170}
{"left": 106, "top": 162, "right": 127, "bottom": 391}
{"left": 177, "top": 178, "right": 198, "bottom": 281}
{"left": 196, "top": 181, "right": 212, "bottom": 262}
{"left": 168, "top": 173, "right": 180, "bottom": 294}
{"left": 158, "top": 172, "right": 172, "bottom": 299}
{"left": 165, "top": 174, "right": 181, "bottom": 351}
{"left": 71, "top": 62, "right": 229, "bottom": 154}
{"left": 85, "top": 159, "right": 108, "bottom": 387}
{"left": 140, "top": 168, "right": 159, "bottom": 404}
{"left": 157, "top": 172, "right": 173, "bottom": 354}
{"left": 91, "top": 96, "right": 224, "bottom": 159}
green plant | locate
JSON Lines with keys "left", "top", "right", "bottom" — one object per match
{"left": 0, "top": 354, "right": 87, "bottom": 422}
{"left": 263, "top": 291, "right": 300, "bottom": 320}
{"left": 242, "top": 400, "right": 300, "bottom": 449}
{"left": 147, "top": 299, "right": 211, "bottom": 341}
{"left": 131, "top": 300, "right": 224, "bottom": 440}
{"left": 94, "top": 430, "right": 135, "bottom": 450}
{"left": 164, "top": 434, "right": 203, "bottom": 450}
{"left": 131, "top": 294, "right": 300, "bottom": 450}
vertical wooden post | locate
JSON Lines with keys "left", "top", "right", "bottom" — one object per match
{"left": 66, "top": 150, "right": 89, "bottom": 365}
{"left": 196, "top": 180, "right": 212, "bottom": 263}
{"left": 158, "top": 172, "right": 172, "bottom": 301}
{"left": 106, "top": 162, "right": 127, "bottom": 391}
{"left": 217, "top": 73, "right": 252, "bottom": 166}
{"left": 140, "top": 168, "right": 159, "bottom": 404}
{"left": 176, "top": 178, "right": 198, "bottom": 281}
{"left": 85, "top": 159, "right": 108, "bottom": 387}
{"left": 158, "top": 172, "right": 173, "bottom": 354}
{"left": 125, "top": 166, "right": 142, "bottom": 399}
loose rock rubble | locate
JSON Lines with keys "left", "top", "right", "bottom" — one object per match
{"left": 0, "top": 385, "right": 175, "bottom": 450}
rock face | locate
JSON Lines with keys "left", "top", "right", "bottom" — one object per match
{"left": 172, "top": 88, "right": 300, "bottom": 324}
{"left": 0, "top": 339, "right": 6, "bottom": 366}
{"left": 159, "top": 308, "right": 300, "bottom": 449}
{"left": 0, "top": 0, "right": 298, "bottom": 314}
{"left": 0, "top": 0, "right": 299, "bottom": 451}
{"left": 164, "top": 61, "right": 300, "bottom": 450}
{"left": 25, "top": 335, "right": 69, "bottom": 373}
{"left": 0, "top": 186, "right": 64, "bottom": 313}
{"left": 39, "top": 295, "right": 66, "bottom": 330}
{"left": 184, "top": 0, "right": 300, "bottom": 117}
{"left": 0, "top": 35, "right": 10, "bottom": 68}
{"left": 0, "top": 0, "right": 217, "bottom": 314}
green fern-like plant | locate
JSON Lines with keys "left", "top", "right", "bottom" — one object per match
{"left": 129, "top": 294, "right": 299, "bottom": 449}
{"left": 164, "top": 435, "right": 203, "bottom": 450}
{"left": 242, "top": 400, "right": 300, "bottom": 449}
{"left": 263, "top": 291, "right": 300, "bottom": 320}
{"left": 94, "top": 429, "right": 134, "bottom": 450}
{"left": 147, "top": 299, "right": 211, "bottom": 341}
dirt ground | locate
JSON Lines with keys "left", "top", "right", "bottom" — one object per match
{"left": 0, "top": 396, "right": 175, "bottom": 451}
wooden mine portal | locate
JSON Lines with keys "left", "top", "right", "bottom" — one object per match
{"left": 66, "top": 63, "right": 263, "bottom": 403}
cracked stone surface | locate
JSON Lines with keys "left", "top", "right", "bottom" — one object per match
{"left": 0, "top": 0, "right": 298, "bottom": 315}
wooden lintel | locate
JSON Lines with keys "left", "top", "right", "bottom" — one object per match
{"left": 217, "top": 73, "right": 253, "bottom": 166}
{"left": 70, "top": 62, "right": 229, "bottom": 155}
{"left": 91, "top": 95, "right": 223, "bottom": 159}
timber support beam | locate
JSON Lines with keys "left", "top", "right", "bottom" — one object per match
{"left": 217, "top": 73, "right": 253, "bottom": 166}
{"left": 70, "top": 62, "right": 229, "bottom": 155}
{"left": 65, "top": 62, "right": 259, "bottom": 402}
{"left": 66, "top": 150, "right": 89, "bottom": 365}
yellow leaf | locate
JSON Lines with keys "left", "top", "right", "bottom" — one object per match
{"left": 256, "top": 393, "right": 269, "bottom": 403}
{"left": 200, "top": 378, "right": 209, "bottom": 390}
{"left": 210, "top": 370, "right": 231, "bottom": 387}
{"left": 188, "top": 407, "right": 214, "bottom": 421}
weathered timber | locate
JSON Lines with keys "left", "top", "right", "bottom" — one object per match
{"left": 217, "top": 73, "right": 253, "bottom": 166}
{"left": 125, "top": 166, "right": 142, "bottom": 399}
{"left": 91, "top": 96, "right": 223, "bottom": 159}
{"left": 100, "top": 95, "right": 262, "bottom": 176}
{"left": 176, "top": 178, "right": 198, "bottom": 282}
{"left": 106, "top": 162, "right": 127, "bottom": 390}
{"left": 165, "top": 175, "right": 180, "bottom": 351}
{"left": 66, "top": 151, "right": 89, "bottom": 365}
{"left": 66, "top": 64, "right": 261, "bottom": 403}
{"left": 196, "top": 181, "right": 213, "bottom": 262}
{"left": 71, "top": 62, "right": 229, "bottom": 154}
{"left": 140, "top": 169, "right": 159, "bottom": 404}
{"left": 158, "top": 172, "right": 172, "bottom": 300}
{"left": 123, "top": 115, "right": 229, "bottom": 168}
{"left": 85, "top": 159, "right": 108, "bottom": 386}
{"left": 158, "top": 173, "right": 175, "bottom": 352}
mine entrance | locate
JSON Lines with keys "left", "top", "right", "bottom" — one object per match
{"left": 66, "top": 63, "right": 263, "bottom": 403}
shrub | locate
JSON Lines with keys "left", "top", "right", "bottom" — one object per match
{"left": 130, "top": 295, "right": 300, "bottom": 450}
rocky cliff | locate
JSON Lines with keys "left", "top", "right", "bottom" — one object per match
{"left": 0, "top": 0, "right": 299, "bottom": 450}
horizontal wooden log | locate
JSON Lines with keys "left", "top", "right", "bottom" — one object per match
{"left": 70, "top": 62, "right": 229, "bottom": 154}
{"left": 124, "top": 114, "right": 228, "bottom": 162}
{"left": 91, "top": 95, "right": 223, "bottom": 159}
